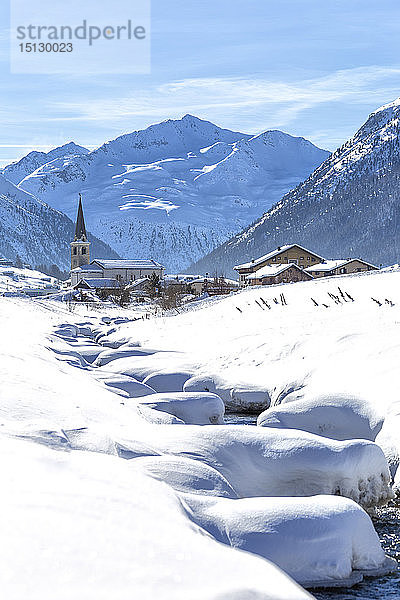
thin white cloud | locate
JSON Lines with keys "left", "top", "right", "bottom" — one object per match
{"left": 47, "top": 65, "right": 400, "bottom": 131}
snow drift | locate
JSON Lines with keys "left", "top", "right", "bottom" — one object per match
{"left": 182, "top": 493, "right": 396, "bottom": 587}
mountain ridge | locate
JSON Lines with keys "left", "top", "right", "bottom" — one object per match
{"left": 189, "top": 99, "right": 400, "bottom": 276}
{"left": 9, "top": 115, "right": 329, "bottom": 271}
{"left": 2, "top": 142, "right": 89, "bottom": 185}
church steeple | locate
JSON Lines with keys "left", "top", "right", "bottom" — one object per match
{"left": 74, "top": 194, "right": 87, "bottom": 241}
{"left": 71, "top": 194, "right": 90, "bottom": 271}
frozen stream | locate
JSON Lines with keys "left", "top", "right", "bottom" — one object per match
{"left": 226, "top": 413, "right": 400, "bottom": 599}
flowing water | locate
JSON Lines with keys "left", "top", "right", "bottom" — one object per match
{"left": 226, "top": 413, "right": 400, "bottom": 599}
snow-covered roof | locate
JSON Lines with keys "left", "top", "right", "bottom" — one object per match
{"left": 189, "top": 277, "right": 239, "bottom": 285}
{"left": 304, "top": 259, "right": 348, "bottom": 273}
{"left": 93, "top": 259, "right": 165, "bottom": 270}
{"left": 246, "top": 263, "right": 307, "bottom": 280}
{"left": 126, "top": 278, "right": 149, "bottom": 289}
{"left": 234, "top": 244, "right": 323, "bottom": 271}
{"left": 75, "top": 278, "right": 120, "bottom": 289}
{"left": 305, "top": 258, "right": 377, "bottom": 273}
{"left": 164, "top": 274, "right": 200, "bottom": 282}
{"left": 71, "top": 264, "right": 102, "bottom": 273}
{"left": 223, "top": 278, "right": 239, "bottom": 286}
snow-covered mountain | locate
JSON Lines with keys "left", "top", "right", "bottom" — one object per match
{"left": 0, "top": 175, "right": 118, "bottom": 270}
{"left": 2, "top": 142, "right": 89, "bottom": 185}
{"left": 12, "top": 115, "right": 328, "bottom": 271}
{"left": 191, "top": 99, "right": 400, "bottom": 276}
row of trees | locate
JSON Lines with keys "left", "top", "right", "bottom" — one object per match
{"left": 34, "top": 263, "right": 69, "bottom": 280}
{"left": 85, "top": 273, "right": 191, "bottom": 310}
{"left": 11, "top": 254, "right": 69, "bottom": 280}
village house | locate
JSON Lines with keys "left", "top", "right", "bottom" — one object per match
{"left": 234, "top": 244, "right": 378, "bottom": 288}
{"left": 245, "top": 263, "right": 313, "bottom": 286}
{"left": 190, "top": 276, "right": 239, "bottom": 296}
{"left": 72, "top": 278, "right": 121, "bottom": 292}
{"left": 70, "top": 259, "right": 165, "bottom": 287}
{"left": 70, "top": 196, "right": 165, "bottom": 288}
{"left": 305, "top": 258, "right": 378, "bottom": 278}
{"left": 234, "top": 244, "right": 323, "bottom": 287}
{"left": 163, "top": 274, "right": 239, "bottom": 296}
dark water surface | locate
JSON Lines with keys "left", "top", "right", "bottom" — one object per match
{"left": 225, "top": 413, "right": 400, "bottom": 599}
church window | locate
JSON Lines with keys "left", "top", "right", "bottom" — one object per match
{"left": 82, "top": 247, "right": 86, "bottom": 254}
{"left": 73, "top": 247, "right": 77, "bottom": 255}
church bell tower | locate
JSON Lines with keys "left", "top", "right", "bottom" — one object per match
{"left": 71, "top": 194, "right": 90, "bottom": 270}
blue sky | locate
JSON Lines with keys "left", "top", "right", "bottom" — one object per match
{"left": 1, "top": 0, "right": 400, "bottom": 166}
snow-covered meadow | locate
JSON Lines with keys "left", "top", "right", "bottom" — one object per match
{"left": 0, "top": 265, "right": 60, "bottom": 296}
{"left": 1, "top": 267, "right": 399, "bottom": 598}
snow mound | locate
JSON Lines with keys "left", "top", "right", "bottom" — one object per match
{"left": 258, "top": 393, "right": 383, "bottom": 441}
{"left": 94, "top": 346, "right": 158, "bottom": 366}
{"left": 135, "top": 392, "right": 225, "bottom": 425}
{"left": 183, "top": 374, "right": 232, "bottom": 403}
{"left": 136, "top": 404, "right": 185, "bottom": 425}
{"left": 133, "top": 455, "right": 238, "bottom": 497}
{"left": 97, "top": 352, "right": 195, "bottom": 382}
{"left": 182, "top": 493, "right": 397, "bottom": 588}
{"left": 116, "top": 425, "right": 393, "bottom": 509}
{"left": 183, "top": 374, "right": 270, "bottom": 413}
{"left": 375, "top": 397, "right": 400, "bottom": 487}
{"left": 93, "top": 372, "right": 156, "bottom": 398}
{"left": 142, "top": 371, "right": 193, "bottom": 393}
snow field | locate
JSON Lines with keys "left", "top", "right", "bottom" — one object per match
{"left": 2, "top": 269, "right": 399, "bottom": 596}
{"left": 56, "top": 313, "right": 393, "bottom": 509}
{"left": 0, "top": 436, "right": 313, "bottom": 600}
{"left": 97, "top": 269, "right": 400, "bottom": 481}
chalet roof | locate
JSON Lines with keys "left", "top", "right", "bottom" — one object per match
{"left": 305, "top": 258, "right": 378, "bottom": 273}
{"left": 74, "top": 195, "right": 88, "bottom": 242}
{"left": 246, "top": 263, "right": 311, "bottom": 280}
{"left": 234, "top": 244, "right": 324, "bottom": 271}
{"left": 92, "top": 259, "right": 165, "bottom": 270}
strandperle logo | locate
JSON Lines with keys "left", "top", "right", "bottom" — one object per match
{"left": 10, "top": 0, "right": 151, "bottom": 74}
{"left": 16, "top": 20, "right": 146, "bottom": 46}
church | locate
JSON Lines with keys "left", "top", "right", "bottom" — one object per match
{"left": 70, "top": 195, "right": 165, "bottom": 288}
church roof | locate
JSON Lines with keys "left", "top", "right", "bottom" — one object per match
{"left": 92, "top": 259, "right": 165, "bottom": 270}
{"left": 74, "top": 195, "right": 88, "bottom": 241}
{"left": 70, "top": 264, "right": 102, "bottom": 273}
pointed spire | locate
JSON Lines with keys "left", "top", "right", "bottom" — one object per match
{"left": 74, "top": 194, "right": 87, "bottom": 241}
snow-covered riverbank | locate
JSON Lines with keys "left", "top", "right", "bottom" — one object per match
{"left": 1, "top": 267, "right": 399, "bottom": 598}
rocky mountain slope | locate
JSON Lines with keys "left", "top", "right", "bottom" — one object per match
{"left": 191, "top": 99, "right": 400, "bottom": 276}
{"left": 0, "top": 175, "right": 118, "bottom": 270}
{"left": 12, "top": 115, "right": 328, "bottom": 271}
